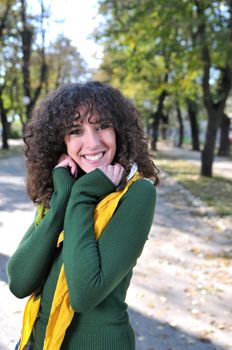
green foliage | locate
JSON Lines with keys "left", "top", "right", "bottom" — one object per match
{"left": 9, "top": 120, "right": 23, "bottom": 139}
{"left": 0, "top": 0, "right": 88, "bottom": 146}
{"left": 95, "top": 0, "right": 232, "bottom": 124}
{"left": 46, "top": 35, "right": 87, "bottom": 91}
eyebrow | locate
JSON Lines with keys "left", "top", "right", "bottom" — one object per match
{"left": 68, "top": 117, "right": 113, "bottom": 132}
{"left": 66, "top": 124, "right": 81, "bottom": 134}
{"left": 68, "top": 121, "right": 82, "bottom": 129}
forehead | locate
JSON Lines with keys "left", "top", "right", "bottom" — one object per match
{"left": 72, "top": 112, "right": 99, "bottom": 126}
{"left": 72, "top": 104, "right": 112, "bottom": 125}
{"left": 72, "top": 116, "right": 98, "bottom": 126}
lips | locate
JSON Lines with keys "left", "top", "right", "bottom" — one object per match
{"left": 82, "top": 152, "right": 105, "bottom": 161}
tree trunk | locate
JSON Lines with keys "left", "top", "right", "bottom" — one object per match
{"left": 176, "top": 102, "right": 184, "bottom": 147}
{"left": 161, "top": 114, "right": 168, "bottom": 140}
{"left": 218, "top": 113, "right": 230, "bottom": 156}
{"left": 150, "top": 72, "right": 168, "bottom": 150}
{"left": 0, "top": 106, "right": 9, "bottom": 150}
{"left": 151, "top": 89, "right": 168, "bottom": 150}
{"left": 201, "top": 109, "right": 221, "bottom": 176}
{"left": 187, "top": 99, "right": 200, "bottom": 151}
{"left": 20, "top": 0, "right": 48, "bottom": 119}
{"left": 0, "top": 1, "right": 12, "bottom": 150}
{"left": 151, "top": 112, "right": 160, "bottom": 151}
{"left": 21, "top": 0, "right": 33, "bottom": 98}
{"left": 195, "top": 0, "right": 232, "bottom": 177}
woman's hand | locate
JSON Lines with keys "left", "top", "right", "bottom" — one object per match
{"left": 98, "top": 163, "right": 124, "bottom": 186}
{"left": 55, "top": 154, "right": 78, "bottom": 178}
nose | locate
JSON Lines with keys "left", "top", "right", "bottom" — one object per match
{"left": 85, "top": 129, "right": 101, "bottom": 149}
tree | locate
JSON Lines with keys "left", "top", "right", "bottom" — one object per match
{"left": 19, "top": 0, "right": 48, "bottom": 119}
{"left": 194, "top": 0, "right": 232, "bottom": 176}
{"left": 46, "top": 35, "right": 87, "bottom": 91}
{"left": 96, "top": 0, "right": 232, "bottom": 176}
{"left": 176, "top": 101, "right": 184, "bottom": 147}
{"left": 95, "top": 0, "right": 203, "bottom": 149}
{"left": 0, "top": 0, "right": 88, "bottom": 150}
{"left": 187, "top": 98, "right": 200, "bottom": 151}
{"left": 0, "top": 0, "right": 18, "bottom": 149}
{"left": 218, "top": 113, "right": 231, "bottom": 155}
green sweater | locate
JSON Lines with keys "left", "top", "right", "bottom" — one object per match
{"left": 7, "top": 168, "right": 156, "bottom": 350}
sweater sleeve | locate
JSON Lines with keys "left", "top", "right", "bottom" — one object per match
{"left": 7, "top": 167, "right": 75, "bottom": 298}
{"left": 63, "top": 169, "right": 156, "bottom": 313}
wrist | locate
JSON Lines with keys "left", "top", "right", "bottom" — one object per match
{"left": 71, "top": 168, "right": 116, "bottom": 199}
{"left": 52, "top": 167, "right": 75, "bottom": 192}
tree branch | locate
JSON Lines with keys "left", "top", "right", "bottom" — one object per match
{"left": 0, "top": 0, "right": 12, "bottom": 38}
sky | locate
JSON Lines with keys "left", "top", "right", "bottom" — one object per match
{"left": 30, "top": 0, "right": 103, "bottom": 69}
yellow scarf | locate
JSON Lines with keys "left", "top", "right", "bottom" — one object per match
{"left": 18, "top": 171, "right": 140, "bottom": 350}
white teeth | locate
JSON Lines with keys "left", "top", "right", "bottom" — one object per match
{"left": 84, "top": 152, "right": 104, "bottom": 161}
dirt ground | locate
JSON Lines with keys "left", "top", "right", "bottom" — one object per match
{"left": 0, "top": 153, "right": 231, "bottom": 350}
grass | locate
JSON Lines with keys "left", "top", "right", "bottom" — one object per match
{"left": 156, "top": 155, "right": 232, "bottom": 217}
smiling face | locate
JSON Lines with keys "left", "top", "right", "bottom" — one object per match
{"left": 64, "top": 112, "right": 117, "bottom": 174}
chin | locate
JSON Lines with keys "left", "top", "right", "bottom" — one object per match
{"left": 80, "top": 165, "right": 98, "bottom": 174}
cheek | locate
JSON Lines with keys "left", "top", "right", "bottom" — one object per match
{"left": 64, "top": 137, "right": 70, "bottom": 155}
{"left": 110, "top": 132, "right": 117, "bottom": 158}
{"left": 65, "top": 137, "right": 77, "bottom": 156}
{"left": 113, "top": 130, "right": 117, "bottom": 147}
{"left": 66, "top": 145, "right": 71, "bottom": 156}
{"left": 112, "top": 139, "right": 117, "bottom": 155}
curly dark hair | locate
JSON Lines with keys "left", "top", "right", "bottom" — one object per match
{"left": 24, "top": 81, "right": 159, "bottom": 207}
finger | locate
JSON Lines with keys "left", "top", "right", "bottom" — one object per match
{"left": 69, "top": 159, "right": 78, "bottom": 177}
{"left": 55, "top": 155, "right": 78, "bottom": 178}
{"left": 70, "top": 163, "right": 75, "bottom": 176}
{"left": 98, "top": 164, "right": 114, "bottom": 182}
{"left": 73, "top": 167, "right": 78, "bottom": 179}
{"left": 107, "top": 164, "right": 124, "bottom": 185}
{"left": 56, "top": 154, "right": 70, "bottom": 167}
{"left": 111, "top": 164, "right": 125, "bottom": 185}
{"left": 98, "top": 164, "right": 124, "bottom": 185}
{"left": 98, "top": 165, "right": 107, "bottom": 174}
{"left": 105, "top": 164, "right": 114, "bottom": 179}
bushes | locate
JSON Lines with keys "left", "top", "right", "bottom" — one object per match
{"left": 9, "top": 120, "right": 23, "bottom": 139}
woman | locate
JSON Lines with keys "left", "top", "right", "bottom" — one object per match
{"left": 7, "top": 81, "right": 158, "bottom": 350}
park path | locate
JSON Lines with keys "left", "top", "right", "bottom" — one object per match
{"left": 157, "top": 141, "right": 232, "bottom": 180}
{"left": 0, "top": 154, "right": 231, "bottom": 350}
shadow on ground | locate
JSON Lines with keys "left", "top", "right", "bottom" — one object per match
{"left": 0, "top": 182, "right": 32, "bottom": 212}
{"left": 155, "top": 183, "right": 231, "bottom": 245}
{"left": 128, "top": 307, "right": 227, "bottom": 350}
{"left": 0, "top": 156, "right": 26, "bottom": 177}
{"left": 0, "top": 155, "right": 32, "bottom": 212}
{"left": 157, "top": 144, "right": 232, "bottom": 164}
{"left": 0, "top": 253, "right": 9, "bottom": 283}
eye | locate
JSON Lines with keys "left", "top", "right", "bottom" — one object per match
{"left": 69, "top": 128, "right": 83, "bottom": 135}
{"left": 96, "top": 124, "right": 111, "bottom": 131}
